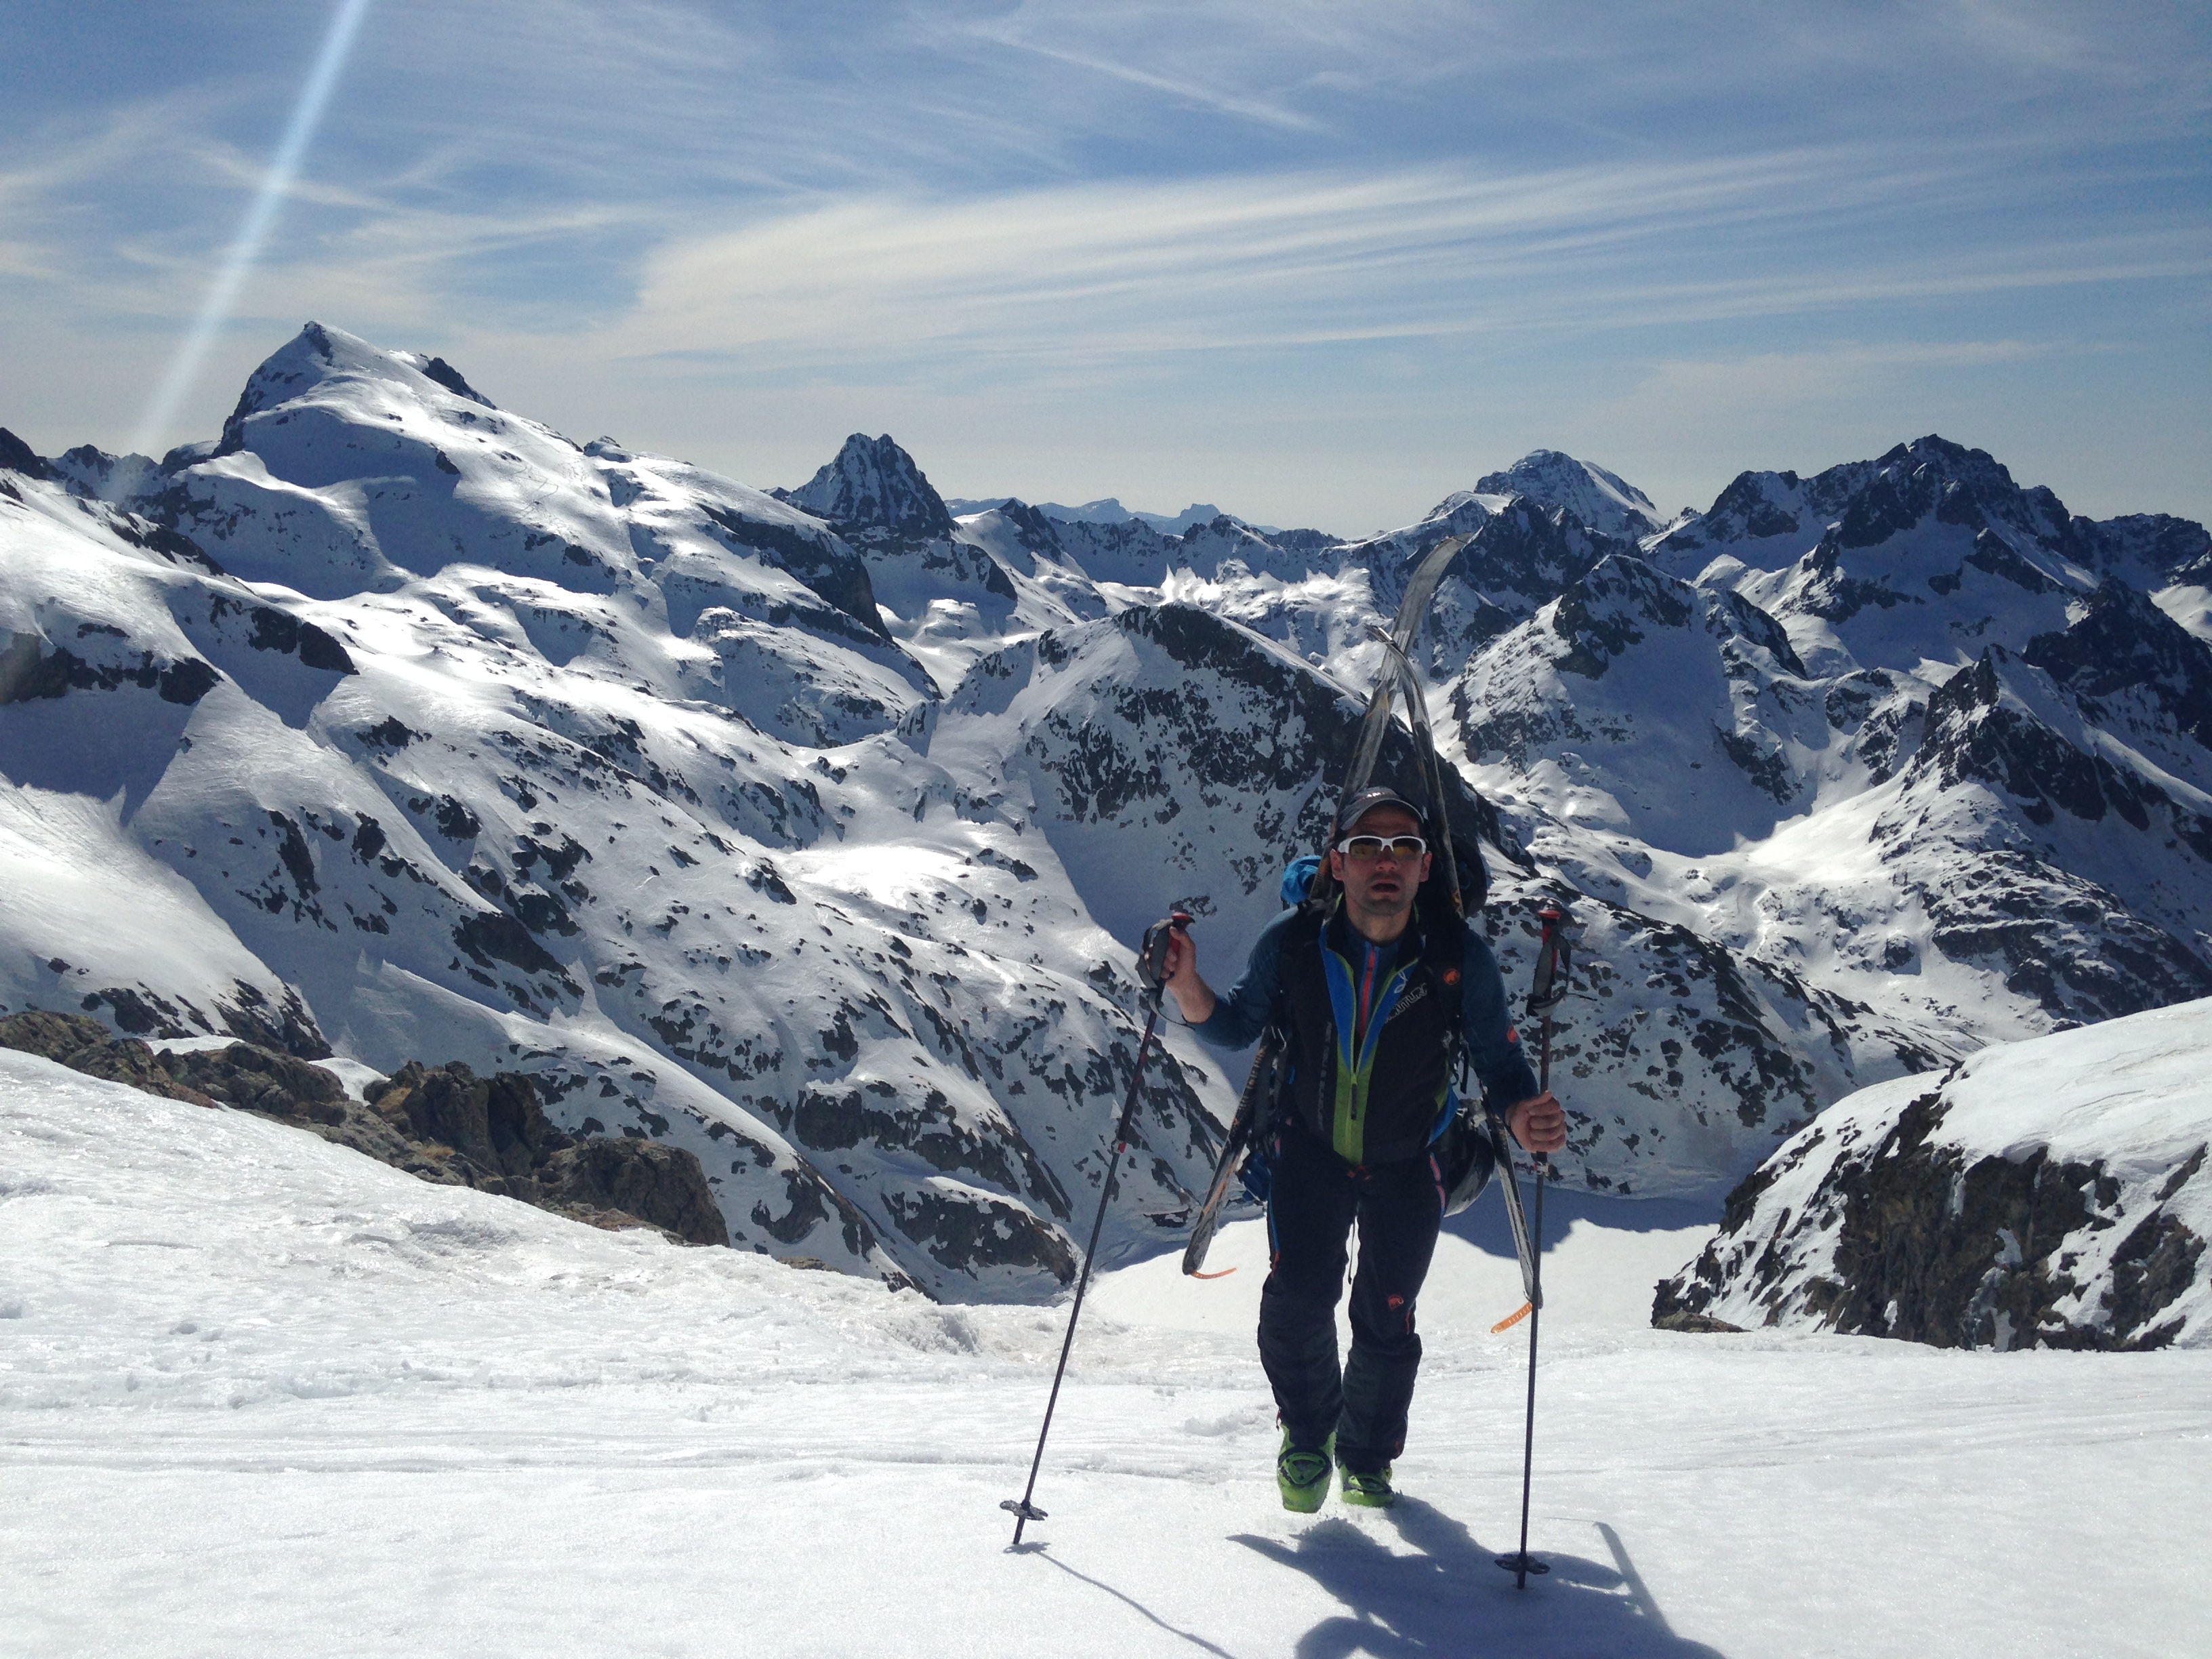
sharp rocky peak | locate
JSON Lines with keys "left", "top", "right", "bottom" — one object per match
{"left": 783, "top": 433, "right": 954, "bottom": 540}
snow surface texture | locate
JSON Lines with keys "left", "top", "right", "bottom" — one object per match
{"left": 4, "top": 323, "right": 2211, "bottom": 1297}
{"left": 1658, "top": 996, "right": 2212, "bottom": 1349}
{"left": 3, "top": 1054, "right": 2207, "bottom": 1657}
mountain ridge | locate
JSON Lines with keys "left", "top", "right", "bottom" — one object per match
{"left": 4, "top": 321, "right": 2207, "bottom": 1296}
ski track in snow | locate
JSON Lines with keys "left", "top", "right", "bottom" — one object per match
{"left": 4, "top": 1055, "right": 2207, "bottom": 1657}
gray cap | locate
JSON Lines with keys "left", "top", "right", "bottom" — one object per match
{"left": 1332, "top": 787, "right": 1427, "bottom": 838}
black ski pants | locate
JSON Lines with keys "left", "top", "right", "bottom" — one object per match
{"left": 1257, "top": 1123, "right": 1444, "bottom": 1474}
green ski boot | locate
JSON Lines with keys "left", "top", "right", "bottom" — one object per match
{"left": 1277, "top": 1431, "right": 1334, "bottom": 1513}
{"left": 1338, "top": 1458, "right": 1397, "bottom": 1509}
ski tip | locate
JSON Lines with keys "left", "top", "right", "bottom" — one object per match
{"left": 1187, "top": 1266, "right": 1237, "bottom": 1279}
{"left": 1489, "top": 1302, "right": 1532, "bottom": 1334}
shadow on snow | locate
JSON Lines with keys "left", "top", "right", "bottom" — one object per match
{"left": 1230, "top": 1498, "right": 1726, "bottom": 1658}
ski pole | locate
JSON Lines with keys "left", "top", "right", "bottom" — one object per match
{"left": 1497, "top": 903, "right": 1573, "bottom": 1589}
{"left": 1002, "top": 912, "right": 1189, "bottom": 1547}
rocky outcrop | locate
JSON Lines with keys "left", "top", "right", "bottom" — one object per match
{"left": 1653, "top": 1000, "right": 2212, "bottom": 1349}
{"left": 355, "top": 1061, "right": 727, "bottom": 1244}
{"left": 0, "top": 1010, "right": 220, "bottom": 1106}
{"left": 539, "top": 1136, "right": 733, "bottom": 1248}
{"left": 0, "top": 1012, "right": 726, "bottom": 1247}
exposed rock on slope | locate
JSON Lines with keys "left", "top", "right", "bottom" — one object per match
{"left": 1653, "top": 998, "right": 2212, "bottom": 1349}
{"left": 0, "top": 1011, "right": 728, "bottom": 1246}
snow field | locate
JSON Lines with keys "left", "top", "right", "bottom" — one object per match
{"left": 3, "top": 1052, "right": 2209, "bottom": 1656}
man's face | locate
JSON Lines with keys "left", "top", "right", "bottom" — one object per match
{"left": 1328, "top": 805, "right": 1431, "bottom": 922}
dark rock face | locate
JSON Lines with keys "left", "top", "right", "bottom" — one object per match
{"left": 0, "top": 1011, "right": 218, "bottom": 1106}
{"left": 2091, "top": 512, "right": 2212, "bottom": 587}
{"left": 0, "top": 1009, "right": 111, "bottom": 1062}
{"left": 2023, "top": 579, "right": 2212, "bottom": 770}
{"left": 0, "top": 428, "right": 54, "bottom": 480}
{"left": 415, "top": 354, "right": 493, "bottom": 407}
{"left": 164, "top": 1042, "right": 350, "bottom": 1124}
{"left": 696, "top": 501, "right": 893, "bottom": 646}
{"left": 1888, "top": 650, "right": 2212, "bottom": 1022}
{"left": 0, "top": 630, "right": 224, "bottom": 708}
{"left": 370, "top": 1059, "right": 555, "bottom": 1177}
{"left": 1342, "top": 497, "right": 1631, "bottom": 671}
{"left": 880, "top": 1184, "right": 1077, "bottom": 1283}
{"left": 39, "top": 979, "right": 330, "bottom": 1061}
{"left": 543, "top": 1138, "right": 726, "bottom": 1246}
{"left": 355, "top": 1062, "right": 724, "bottom": 1244}
{"left": 1656, "top": 435, "right": 2087, "bottom": 579}
{"left": 781, "top": 433, "right": 956, "bottom": 540}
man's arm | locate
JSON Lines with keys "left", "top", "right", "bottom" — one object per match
{"left": 1461, "top": 926, "right": 1568, "bottom": 1155}
{"left": 1163, "top": 909, "right": 1296, "bottom": 1051}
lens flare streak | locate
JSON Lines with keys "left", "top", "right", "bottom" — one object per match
{"left": 126, "top": 0, "right": 374, "bottom": 470}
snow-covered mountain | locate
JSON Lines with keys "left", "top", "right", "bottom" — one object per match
{"left": 1654, "top": 997, "right": 2212, "bottom": 1349}
{"left": 4, "top": 323, "right": 2208, "bottom": 1296}
{"left": 1465, "top": 448, "right": 1675, "bottom": 542}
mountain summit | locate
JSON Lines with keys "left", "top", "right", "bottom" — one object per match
{"left": 1467, "top": 449, "right": 1666, "bottom": 540}
{"left": 782, "top": 434, "right": 955, "bottom": 539}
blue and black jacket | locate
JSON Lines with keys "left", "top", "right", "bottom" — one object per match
{"left": 1193, "top": 900, "right": 1539, "bottom": 1166}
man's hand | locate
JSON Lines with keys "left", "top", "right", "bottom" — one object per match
{"left": 1158, "top": 924, "right": 1216, "bottom": 1025}
{"left": 1507, "top": 1090, "right": 1567, "bottom": 1155}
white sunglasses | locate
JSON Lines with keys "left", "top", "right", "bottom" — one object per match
{"left": 1334, "top": 834, "right": 1428, "bottom": 861}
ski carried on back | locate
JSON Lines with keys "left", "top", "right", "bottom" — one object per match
{"left": 1370, "top": 572, "right": 1545, "bottom": 1306}
{"left": 1181, "top": 531, "right": 1471, "bottom": 1277}
{"left": 1179, "top": 1032, "right": 1277, "bottom": 1277}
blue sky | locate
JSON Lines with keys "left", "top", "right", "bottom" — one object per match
{"left": 3, "top": 1, "right": 2207, "bottom": 534}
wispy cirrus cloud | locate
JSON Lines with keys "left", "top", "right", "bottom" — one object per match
{"left": 600, "top": 150, "right": 2206, "bottom": 375}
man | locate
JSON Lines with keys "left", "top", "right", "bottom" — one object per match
{"left": 1158, "top": 787, "right": 1568, "bottom": 1511}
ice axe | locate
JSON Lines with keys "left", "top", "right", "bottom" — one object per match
{"left": 1002, "top": 911, "right": 1190, "bottom": 1547}
{"left": 1496, "top": 901, "right": 1579, "bottom": 1589}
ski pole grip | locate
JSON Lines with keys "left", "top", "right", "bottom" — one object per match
{"left": 1137, "top": 911, "right": 1193, "bottom": 989}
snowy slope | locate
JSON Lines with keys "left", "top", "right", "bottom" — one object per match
{"left": 3, "top": 1054, "right": 2208, "bottom": 1657}
{"left": 1656, "top": 997, "right": 2212, "bottom": 1349}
